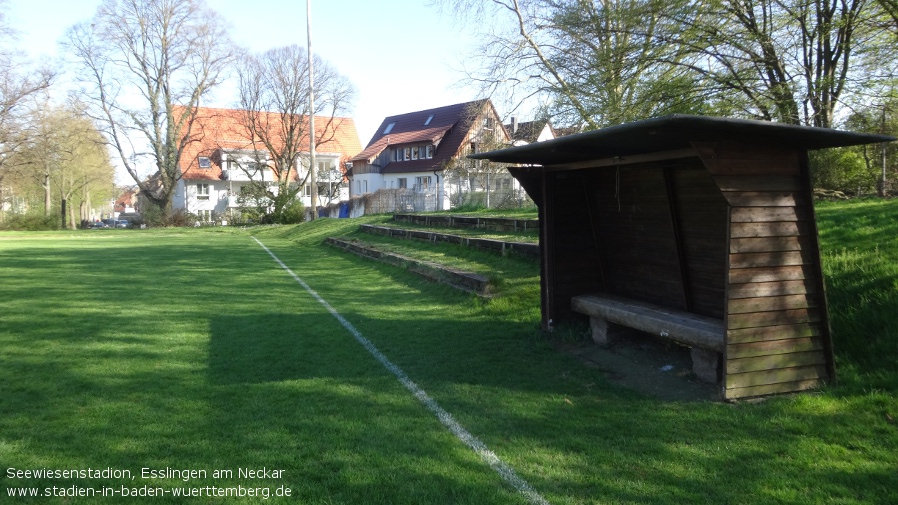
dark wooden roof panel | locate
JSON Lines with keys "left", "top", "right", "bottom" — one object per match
{"left": 470, "top": 115, "right": 894, "bottom": 166}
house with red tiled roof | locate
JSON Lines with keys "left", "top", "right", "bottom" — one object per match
{"left": 173, "top": 106, "right": 361, "bottom": 221}
{"left": 348, "top": 99, "right": 511, "bottom": 210}
{"left": 114, "top": 187, "right": 139, "bottom": 214}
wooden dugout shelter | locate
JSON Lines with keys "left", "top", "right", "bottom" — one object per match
{"left": 470, "top": 115, "right": 894, "bottom": 399}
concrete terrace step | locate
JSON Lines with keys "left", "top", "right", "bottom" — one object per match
{"left": 324, "top": 237, "right": 492, "bottom": 297}
{"left": 360, "top": 224, "right": 540, "bottom": 260}
{"left": 393, "top": 214, "right": 539, "bottom": 233}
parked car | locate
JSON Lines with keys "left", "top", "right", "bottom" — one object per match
{"left": 89, "top": 221, "right": 109, "bottom": 229}
{"left": 113, "top": 220, "right": 130, "bottom": 229}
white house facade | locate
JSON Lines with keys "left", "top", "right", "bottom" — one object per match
{"left": 173, "top": 107, "right": 361, "bottom": 221}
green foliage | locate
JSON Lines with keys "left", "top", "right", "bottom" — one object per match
{"left": 0, "top": 213, "right": 59, "bottom": 231}
{"left": 138, "top": 204, "right": 166, "bottom": 227}
{"left": 810, "top": 147, "right": 879, "bottom": 194}
{"left": 448, "top": 202, "right": 486, "bottom": 214}
{"left": 276, "top": 198, "right": 305, "bottom": 224}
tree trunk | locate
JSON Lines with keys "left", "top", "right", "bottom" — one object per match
{"left": 44, "top": 173, "right": 52, "bottom": 216}
{"left": 69, "top": 200, "right": 77, "bottom": 230}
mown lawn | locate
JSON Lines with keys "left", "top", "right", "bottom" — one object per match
{"left": 1, "top": 200, "right": 896, "bottom": 504}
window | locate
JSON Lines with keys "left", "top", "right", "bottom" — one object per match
{"left": 383, "top": 122, "right": 396, "bottom": 134}
{"left": 197, "top": 183, "right": 209, "bottom": 200}
{"left": 199, "top": 157, "right": 211, "bottom": 169}
{"left": 482, "top": 117, "right": 494, "bottom": 130}
{"left": 395, "top": 149, "right": 403, "bottom": 162}
{"left": 404, "top": 148, "right": 411, "bottom": 161}
{"left": 248, "top": 162, "right": 266, "bottom": 177}
{"left": 424, "top": 114, "right": 434, "bottom": 126}
{"left": 411, "top": 146, "right": 419, "bottom": 160}
{"left": 415, "top": 176, "right": 431, "bottom": 191}
{"left": 198, "top": 209, "right": 211, "bottom": 221}
{"left": 398, "top": 178, "right": 407, "bottom": 189}
{"left": 426, "top": 145, "right": 434, "bottom": 158}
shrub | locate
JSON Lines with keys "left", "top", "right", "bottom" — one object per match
{"left": 275, "top": 199, "right": 306, "bottom": 224}
{"left": 0, "top": 213, "right": 59, "bottom": 231}
{"left": 810, "top": 147, "right": 879, "bottom": 195}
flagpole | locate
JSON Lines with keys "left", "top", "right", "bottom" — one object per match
{"left": 307, "top": 0, "right": 317, "bottom": 220}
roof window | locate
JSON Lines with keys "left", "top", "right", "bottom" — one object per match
{"left": 383, "top": 122, "right": 396, "bottom": 134}
{"left": 424, "top": 115, "right": 434, "bottom": 126}
{"left": 199, "top": 156, "right": 211, "bottom": 169}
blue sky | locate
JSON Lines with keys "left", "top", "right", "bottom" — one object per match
{"left": 6, "top": 0, "right": 482, "bottom": 146}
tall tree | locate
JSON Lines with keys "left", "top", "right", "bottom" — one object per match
{"left": 672, "top": 0, "right": 885, "bottom": 128}
{"left": 65, "top": 0, "right": 235, "bottom": 214}
{"left": 441, "top": 0, "right": 896, "bottom": 129}
{"left": 879, "top": 0, "right": 898, "bottom": 28}
{"left": 541, "top": 0, "right": 711, "bottom": 126}
{"left": 440, "top": 0, "right": 708, "bottom": 128}
{"left": 234, "top": 45, "right": 355, "bottom": 221}
{"left": 0, "top": 0, "right": 53, "bottom": 216}
{"left": 13, "top": 104, "right": 115, "bottom": 228}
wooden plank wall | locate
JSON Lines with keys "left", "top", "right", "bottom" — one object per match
{"left": 669, "top": 162, "right": 729, "bottom": 319}
{"left": 588, "top": 164, "right": 685, "bottom": 309}
{"left": 695, "top": 141, "right": 834, "bottom": 399}
{"left": 544, "top": 170, "right": 604, "bottom": 324}
{"left": 543, "top": 161, "right": 729, "bottom": 326}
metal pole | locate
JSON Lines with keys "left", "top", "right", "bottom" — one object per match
{"left": 307, "top": 0, "right": 317, "bottom": 220}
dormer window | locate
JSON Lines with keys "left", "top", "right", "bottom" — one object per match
{"left": 199, "top": 157, "right": 211, "bottom": 169}
{"left": 426, "top": 145, "right": 434, "bottom": 158}
{"left": 383, "top": 122, "right": 396, "bottom": 134}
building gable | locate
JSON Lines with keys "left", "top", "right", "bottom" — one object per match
{"left": 351, "top": 99, "right": 510, "bottom": 177}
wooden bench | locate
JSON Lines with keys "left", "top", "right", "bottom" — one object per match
{"left": 571, "top": 293, "right": 725, "bottom": 383}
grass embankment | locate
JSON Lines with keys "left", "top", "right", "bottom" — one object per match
{"left": 816, "top": 198, "right": 898, "bottom": 392}
{"left": 1, "top": 200, "right": 896, "bottom": 504}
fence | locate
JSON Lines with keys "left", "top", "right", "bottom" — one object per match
{"left": 316, "top": 188, "right": 437, "bottom": 219}
{"left": 444, "top": 174, "right": 533, "bottom": 210}
{"left": 316, "top": 181, "right": 535, "bottom": 219}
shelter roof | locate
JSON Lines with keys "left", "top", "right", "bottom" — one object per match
{"left": 470, "top": 115, "right": 894, "bottom": 166}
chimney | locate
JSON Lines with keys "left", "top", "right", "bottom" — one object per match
{"left": 511, "top": 116, "right": 518, "bottom": 134}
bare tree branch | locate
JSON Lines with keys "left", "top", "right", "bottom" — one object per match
{"left": 64, "top": 0, "right": 236, "bottom": 213}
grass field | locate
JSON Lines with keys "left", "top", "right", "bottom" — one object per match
{"left": 1, "top": 199, "right": 896, "bottom": 504}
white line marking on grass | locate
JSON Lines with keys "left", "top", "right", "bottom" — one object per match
{"left": 253, "top": 237, "right": 550, "bottom": 505}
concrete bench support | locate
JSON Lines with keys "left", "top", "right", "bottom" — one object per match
{"left": 572, "top": 293, "right": 725, "bottom": 383}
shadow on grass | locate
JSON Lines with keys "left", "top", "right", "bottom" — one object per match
{"left": 208, "top": 313, "right": 386, "bottom": 384}
{"left": 2, "top": 230, "right": 896, "bottom": 504}
{"left": 249, "top": 234, "right": 897, "bottom": 504}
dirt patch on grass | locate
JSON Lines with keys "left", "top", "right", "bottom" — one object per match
{"left": 555, "top": 328, "right": 721, "bottom": 402}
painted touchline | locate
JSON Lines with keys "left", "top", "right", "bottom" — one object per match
{"left": 252, "top": 237, "right": 550, "bottom": 505}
